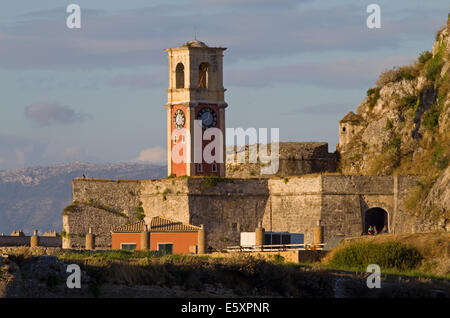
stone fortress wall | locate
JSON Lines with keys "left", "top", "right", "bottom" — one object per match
{"left": 63, "top": 179, "right": 143, "bottom": 248}
{"left": 0, "top": 235, "right": 61, "bottom": 247}
{"left": 226, "top": 142, "right": 337, "bottom": 178}
{"left": 63, "top": 174, "right": 419, "bottom": 250}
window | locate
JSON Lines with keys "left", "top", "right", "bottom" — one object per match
{"left": 212, "top": 163, "right": 217, "bottom": 172}
{"left": 120, "top": 243, "right": 136, "bottom": 250}
{"left": 281, "top": 235, "right": 291, "bottom": 245}
{"left": 176, "top": 63, "right": 184, "bottom": 89}
{"left": 197, "top": 163, "right": 203, "bottom": 172}
{"left": 182, "top": 135, "right": 185, "bottom": 143}
{"left": 232, "top": 223, "right": 237, "bottom": 231}
{"left": 271, "top": 234, "right": 281, "bottom": 245}
{"left": 173, "top": 135, "right": 178, "bottom": 143}
{"left": 158, "top": 243, "right": 173, "bottom": 254}
{"left": 264, "top": 234, "right": 272, "bottom": 245}
{"left": 198, "top": 63, "right": 208, "bottom": 88}
{"left": 342, "top": 126, "right": 346, "bottom": 132}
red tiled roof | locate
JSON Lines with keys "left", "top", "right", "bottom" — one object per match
{"left": 111, "top": 216, "right": 201, "bottom": 233}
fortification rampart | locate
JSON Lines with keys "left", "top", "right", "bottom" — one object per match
{"left": 64, "top": 175, "right": 419, "bottom": 250}
{"left": 226, "top": 142, "right": 337, "bottom": 178}
{"left": 0, "top": 235, "right": 61, "bottom": 247}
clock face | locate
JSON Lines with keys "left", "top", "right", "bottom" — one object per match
{"left": 173, "top": 109, "right": 185, "bottom": 129}
{"left": 197, "top": 107, "right": 217, "bottom": 129}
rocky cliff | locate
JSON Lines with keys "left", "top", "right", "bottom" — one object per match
{"left": 338, "top": 14, "right": 450, "bottom": 231}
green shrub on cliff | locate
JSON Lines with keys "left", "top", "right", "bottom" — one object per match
{"left": 422, "top": 105, "right": 440, "bottom": 131}
{"left": 425, "top": 43, "right": 445, "bottom": 83}
{"left": 329, "top": 241, "right": 423, "bottom": 271}
{"left": 418, "top": 51, "right": 433, "bottom": 65}
{"left": 366, "top": 87, "right": 381, "bottom": 109}
{"left": 401, "top": 95, "right": 418, "bottom": 110}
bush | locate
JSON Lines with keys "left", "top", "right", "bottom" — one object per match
{"left": 387, "top": 136, "right": 401, "bottom": 154}
{"left": 367, "top": 87, "right": 381, "bottom": 109}
{"left": 377, "top": 69, "right": 400, "bottom": 86}
{"left": 432, "top": 146, "right": 449, "bottom": 170}
{"left": 397, "top": 65, "right": 417, "bottom": 81}
{"left": 418, "top": 51, "right": 432, "bottom": 65}
{"left": 422, "top": 106, "right": 440, "bottom": 131}
{"left": 376, "top": 65, "right": 418, "bottom": 86}
{"left": 329, "top": 241, "right": 423, "bottom": 271}
{"left": 401, "top": 95, "right": 418, "bottom": 110}
{"left": 425, "top": 43, "right": 445, "bottom": 83}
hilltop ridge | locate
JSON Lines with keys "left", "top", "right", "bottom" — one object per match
{"left": 338, "top": 13, "right": 450, "bottom": 232}
{"left": 0, "top": 162, "right": 165, "bottom": 234}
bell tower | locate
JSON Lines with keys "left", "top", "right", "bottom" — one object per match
{"left": 165, "top": 40, "right": 227, "bottom": 177}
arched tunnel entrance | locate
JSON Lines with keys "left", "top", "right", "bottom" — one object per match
{"left": 364, "top": 208, "right": 388, "bottom": 234}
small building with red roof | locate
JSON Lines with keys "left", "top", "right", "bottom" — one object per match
{"left": 111, "top": 216, "right": 204, "bottom": 254}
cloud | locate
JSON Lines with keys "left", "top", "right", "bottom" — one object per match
{"left": 24, "top": 102, "right": 91, "bottom": 126}
{"left": 226, "top": 55, "right": 416, "bottom": 89}
{"left": 0, "top": 3, "right": 445, "bottom": 70}
{"left": 134, "top": 147, "right": 166, "bottom": 164}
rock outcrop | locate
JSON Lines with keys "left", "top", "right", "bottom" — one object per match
{"left": 338, "top": 14, "right": 450, "bottom": 231}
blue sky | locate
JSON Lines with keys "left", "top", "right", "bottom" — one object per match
{"left": 0, "top": 0, "right": 448, "bottom": 169}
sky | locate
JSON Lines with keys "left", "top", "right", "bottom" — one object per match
{"left": 0, "top": 0, "right": 449, "bottom": 170}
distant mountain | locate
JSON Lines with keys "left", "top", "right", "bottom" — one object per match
{"left": 0, "top": 162, "right": 166, "bottom": 235}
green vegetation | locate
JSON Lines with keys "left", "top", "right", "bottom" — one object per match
{"left": 376, "top": 65, "right": 419, "bottom": 86}
{"left": 367, "top": 86, "right": 381, "bottom": 109}
{"left": 385, "top": 118, "right": 393, "bottom": 130}
{"left": 200, "top": 175, "right": 229, "bottom": 190}
{"left": 85, "top": 199, "right": 128, "bottom": 218}
{"left": 283, "top": 177, "right": 289, "bottom": 184}
{"left": 58, "top": 250, "right": 162, "bottom": 260}
{"left": 422, "top": 105, "right": 440, "bottom": 131}
{"left": 328, "top": 241, "right": 423, "bottom": 271}
{"left": 60, "top": 230, "right": 71, "bottom": 239}
{"left": 62, "top": 202, "right": 79, "bottom": 215}
{"left": 167, "top": 174, "right": 176, "bottom": 179}
{"left": 136, "top": 200, "right": 144, "bottom": 219}
{"left": 136, "top": 206, "right": 144, "bottom": 213}
{"left": 425, "top": 42, "right": 446, "bottom": 83}
{"left": 401, "top": 95, "right": 418, "bottom": 110}
{"left": 432, "top": 145, "right": 449, "bottom": 170}
{"left": 418, "top": 51, "right": 433, "bottom": 65}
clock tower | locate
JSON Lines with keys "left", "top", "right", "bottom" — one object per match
{"left": 165, "top": 40, "right": 227, "bottom": 177}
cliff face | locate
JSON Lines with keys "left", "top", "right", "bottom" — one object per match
{"left": 338, "top": 14, "right": 450, "bottom": 231}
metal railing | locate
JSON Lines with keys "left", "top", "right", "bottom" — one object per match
{"left": 225, "top": 243, "right": 325, "bottom": 252}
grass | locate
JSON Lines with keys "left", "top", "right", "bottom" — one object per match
{"left": 322, "top": 233, "right": 450, "bottom": 278}
{"left": 327, "top": 241, "right": 422, "bottom": 271}
{"left": 58, "top": 249, "right": 162, "bottom": 260}
{"left": 422, "top": 105, "right": 441, "bottom": 132}
{"left": 425, "top": 42, "right": 446, "bottom": 83}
